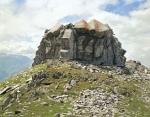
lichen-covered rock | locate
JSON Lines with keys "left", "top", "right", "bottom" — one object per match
{"left": 33, "top": 19, "right": 126, "bottom": 67}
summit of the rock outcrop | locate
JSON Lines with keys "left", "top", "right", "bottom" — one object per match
{"left": 33, "top": 19, "right": 126, "bottom": 67}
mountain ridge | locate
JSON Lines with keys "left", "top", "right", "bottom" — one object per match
{"left": 0, "top": 54, "right": 32, "bottom": 80}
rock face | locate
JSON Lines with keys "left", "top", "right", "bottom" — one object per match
{"left": 33, "top": 19, "right": 126, "bottom": 67}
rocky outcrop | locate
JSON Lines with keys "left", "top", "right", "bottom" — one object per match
{"left": 33, "top": 19, "right": 126, "bottom": 67}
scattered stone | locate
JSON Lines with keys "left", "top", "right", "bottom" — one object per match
{"left": 55, "top": 83, "right": 60, "bottom": 89}
{"left": 122, "top": 67, "right": 131, "bottom": 75}
{"left": 87, "top": 68, "right": 93, "bottom": 73}
{"left": 26, "top": 77, "right": 32, "bottom": 83}
{"left": 41, "top": 102, "right": 49, "bottom": 106}
{"left": 51, "top": 72, "right": 63, "bottom": 79}
{"left": 49, "top": 95, "right": 68, "bottom": 103}
{"left": 108, "top": 71, "right": 113, "bottom": 78}
{"left": 64, "top": 83, "right": 72, "bottom": 91}
{"left": 116, "top": 67, "right": 124, "bottom": 75}
{"left": 5, "top": 111, "right": 13, "bottom": 114}
{"left": 55, "top": 113, "right": 61, "bottom": 117}
{"left": 69, "top": 79, "right": 77, "bottom": 86}
{"left": 64, "top": 88, "right": 68, "bottom": 94}
{"left": 72, "top": 89, "right": 119, "bottom": 117}
{"left": 0, "top": 86, "right": 12, "bottom": 95}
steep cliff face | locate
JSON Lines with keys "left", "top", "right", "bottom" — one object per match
{"left": 33, "top": 19, "right": 126, "bottom": 67}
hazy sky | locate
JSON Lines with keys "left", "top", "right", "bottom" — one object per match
{"left": 0, "top": 0, "right": 150, "bottom": 66}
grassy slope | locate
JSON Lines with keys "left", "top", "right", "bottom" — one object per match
{"left": 0, "top": 63, "right": 150, "bottom": 117}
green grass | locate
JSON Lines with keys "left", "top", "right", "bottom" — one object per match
{"left": 0, "top": 63, "right": 150, "bottom": 116}
{"left": 116, "top": 95, "right": 150, "bottom": 117}
{"left": 1, "top": 99, "right": 71, "bottom": 117}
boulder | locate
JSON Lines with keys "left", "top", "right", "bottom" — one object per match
{"left": 0, "top": 86, "right": 12, "bottom": 95}
{"left": 51, "top": 72, "right": 63, "bottom": 79}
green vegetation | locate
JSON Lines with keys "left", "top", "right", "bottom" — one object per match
{"left": 0, "top": 63, "right": 150, "bottom": 116}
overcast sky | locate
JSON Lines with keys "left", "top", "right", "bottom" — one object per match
{"left": 0, "top": 0, "right": 150, "bottom": 66}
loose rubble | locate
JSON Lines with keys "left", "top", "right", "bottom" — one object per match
{"left": 71, "top": 89, "right": 119, "bottom": 117}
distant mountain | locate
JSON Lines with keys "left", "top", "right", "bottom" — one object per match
{"left": 0, "top": 54, "right": 32, "bottom": 80}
